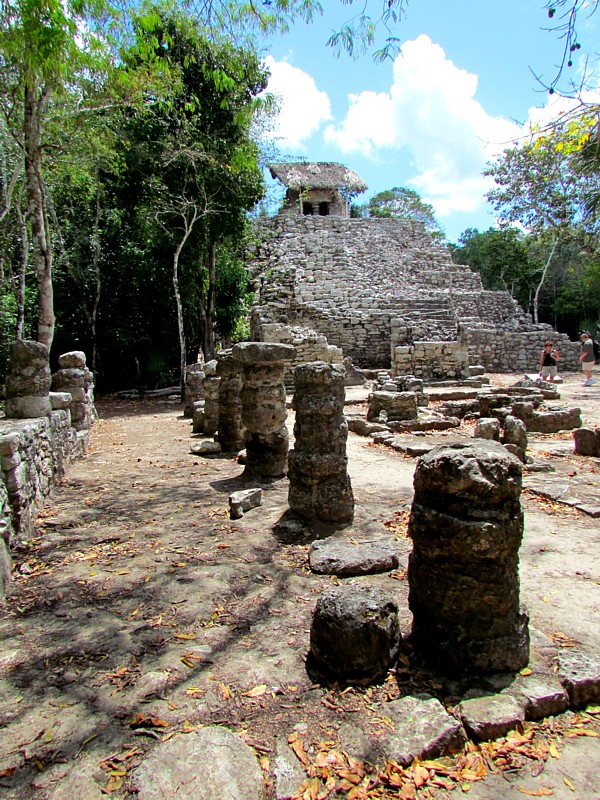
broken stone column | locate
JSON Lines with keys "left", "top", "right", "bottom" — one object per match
{"left": 502, "top": 414, "right": 528, "bottom": 463}
{"left": 5, "top": 340, "right": 52, "bottom": 418}
{"left": 202, "top": 373, "right": 221, "bottom": 437}
{"left": 216, "top": 350, "right": 245, "bottom": 452}
{"left": 288, "top": 361, "right": 354, "bottom": 523}
{"left": 183, "top": 362, "right": 205, "bottom": 418}
{"left": 408, "top": 439, "right": 529, "bottom": 676}
{"left": 232, "top": 342, "right": 294, "bottom": 479}
{"left": 51, "top": 350, "right": 95, "bottom": 431}
{"left": 310, "top": 585, "right": 401, "bottom": 682}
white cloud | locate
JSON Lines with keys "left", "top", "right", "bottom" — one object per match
{"left": 263, "top": 55, "right": 333, "bottom": 150}
{"left": 323, "top": 35, "right": 522, "bottom": 218}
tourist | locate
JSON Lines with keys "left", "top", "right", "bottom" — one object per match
{"left": 579, "top": 332, "right": 596, "bottom": 386}
{"left": 539, "top": 341, "right": 560, "bottom": 383}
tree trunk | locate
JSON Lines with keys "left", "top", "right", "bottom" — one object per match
{"left": 533, "top": 237, "right": 558, "bottom": 324}
{"left": 24, "top": 83, "right": 54, "bottom": 350}
{"left": 205, "top": 241, "right": 217, "bottom": 360}
{"left": 90, "top": 177, "right": 102, "bottom": 374}
{"left": 173, "top": 241, "right": 187, "bottom": 400}
{"left": 16, "top": 202, "right": 28, "bottom": 340}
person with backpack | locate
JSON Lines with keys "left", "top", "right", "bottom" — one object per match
{"left": 579, "top": 332, "right": 597, "bottom": 386}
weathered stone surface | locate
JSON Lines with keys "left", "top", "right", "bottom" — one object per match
{"left": 202, "top": 375, "right": 221, "bottom": 437}
{"left": 289, "top": 361, "right": 353, "bottom": 522}
{"left": 216, "top": 350, "right": 245, "bottom": 452}
{"left": 558, "top": 651, "right": 600, "bottom": 708}
{"left": 229, "top": 488, "right": 262, "bottom": 519}
{"left": 5, "top": 395, "right": 52, "bottom": 418}
{"left": 347, "top": 417, "right": 389, "bottom": 436}
{"left": 408, "top": 440, "right": 529, "bottom": 676}
{"left": 234, "top": 346, "right": 293, "bottom": 480}
{"left": 192, "top": 404, "right": 205, "bottom": 434}
{"left": 50, "top": 392, "right": 72, "bottom": 410}
{"left": 134, "top": 726, "right": 264, "bottom": 800}
{"left": 310, "top": 585, "right": 400, "bottom": 682}
{"left": 308, "top": 536, "right": 400, "bottom": 575}
{"left": 511, "top": 402, "right": 582, "bottom": 433}
{"left": 57, "top": 350, "right": 87, "bottom": 369}
{"left": 458, "top": 694, "right": 525, "bottom": 741}
{"left": 367, "top": 391, "right": 418, "bottom": 422}
{"left": 232, "top": 341, "right": 295, "bottom": 365}
{"left": 274, "top": 737, "right": 307, "bottom": 800}
{"left": 383, "top": 694, "right": 466, "bottom": 767}
{"left": 183, "top": 363, "right": 205, "bottom": 418}
{"left": 474, "top": 417, "right": 501, "bottom": 441}
{"left": 508, "top": 675, "right": 569, "bottom": 720}
{"left": 573, "top": 428, "right": 600, "bottom": 457}
{"left": 503, "top": 415, "right": 528, "bottom": 451}
{"left": 190, "top": 441, "right": 221, "bottom": 455}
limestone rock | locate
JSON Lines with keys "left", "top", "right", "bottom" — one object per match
{"left": 190, "top": 441, "right": 221, "bottom": 455}
{"left": 573, "top": 428, "right": 600, "bottom": 457}
{"left": 558, "top": 651, "right": 600, "bottom": 708}
{"left": 229, "top": 488, "right": 262, "bottom": 519}
{"left": 309, "top": 536, "right": 400, "bottom": 575}
{"left": 474, "top": 417, "right": 500, "bottom": 441}
{"left": 458, "top": 694, "right": 525, "bottom": 741}
{"left": 134, "top": 726, "right": 263, "bottom": 800}
{"left": 310, "top": 585, "right": 400, "bottom": 682}
{"left": 383, "top": 694, "right": 466, "bottom": 767}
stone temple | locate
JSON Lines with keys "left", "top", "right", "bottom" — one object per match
{"left": 248, "top": 162, "right": 580, "bottom": 379}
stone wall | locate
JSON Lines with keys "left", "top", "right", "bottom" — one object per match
{"left": 248, "top": 215, "right": 581, "bottom": 373}
{"left": 0, "top": 408, "right": 84, "bottom": 598}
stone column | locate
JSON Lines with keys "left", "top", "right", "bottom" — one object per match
{"left": 184, "top": 363, "right": 205, "bottom": 418}
{"left": 232, "top": 342, "right": 294, "bottom": 480}
{"left": 216, "top": 350, "right": 245, "bottom": 452}
{"left": 5, "top": 340, "right": 52, "bottom": 418}
{"left": 51, "top": 350, "right": 95, "bottom": 431}
{"left": 202, "top": 375, "right": 221, "bottom": 437}
{"left": 288, "top": 361, "right": 354, "bottom": 523}
{"left": 408, "top": 439, "right": 529, "bottom": 676}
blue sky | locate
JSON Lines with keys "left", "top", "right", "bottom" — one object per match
{"left": 258, "top": 0, "right": 600, "bottom": 242}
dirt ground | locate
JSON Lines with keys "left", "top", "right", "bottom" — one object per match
{"left": 0, "top": 373, "right": 599, "bottom": 799}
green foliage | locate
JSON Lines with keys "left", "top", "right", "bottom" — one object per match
{"left": 358, "top": 186, "right": 444, "bottom": 238}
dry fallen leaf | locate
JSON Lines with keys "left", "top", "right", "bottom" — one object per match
{"left": 517, "top": 787, "right": 554, "bottom": 796}
{"left": 243, "top": 684, "right": 268, "bottom": 698}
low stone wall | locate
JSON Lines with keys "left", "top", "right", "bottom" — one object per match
{"left": 392, "top": 341, "right": 470, "bottom": 381}
{"left": 0, "top": 408, "right": 86, "bottom": 597}
{"left": 463, "top": 327, "right": 581, "bottom": 374}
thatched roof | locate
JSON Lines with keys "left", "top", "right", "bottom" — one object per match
{"left": 269, "top": 162, "right": 367, "bottom": 193}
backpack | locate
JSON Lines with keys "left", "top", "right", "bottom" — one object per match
{"left": 594, "top": 339, "right": 600, "bottom": 364}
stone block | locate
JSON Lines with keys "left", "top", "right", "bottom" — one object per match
{"left": 190, "top": 441, "right": 221, "bottom": 455}
{"left": 573, "top": 428, "right": 600, "bottom": 457}
{"left": 558, "top": 651, "right": 600, "bottom": 708}
{"left": 458, "top": 694, "right": 525, "bottom": 741}
{"left": 309, "top": 536, "right": 400, "bottom": 576}
{"left": 310, "top": 585, "right": 400, "bottom": 682}
{"left": 507, "top": 675, "right": 569, "bottom": 720}
{"left": 133, "top": 726, "right": 264, "bottom": 800}
{"left": 383, "top": 694, "right": 466, "bottom": 767}
{"left": 474, "top": 417, "right": 501, "bottom": 441}
{"left": 229, "top": 488, "right": 262, "bottom": 519}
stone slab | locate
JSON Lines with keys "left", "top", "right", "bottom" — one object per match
{"left": 382, "top": 694, "right": 466, "bottom": 767}
{"left": 558, "top": 651, "right": 600, "bottom": 708}
{"left": 458, "top": 694, "right": 525, "bottom": 741}
{"left": 190, "top": 441, "right": 222, "bottom": 455}
{"left": 274, "top": 737, "right": 307, "bottom": 800}
{"left": 505, "top": 675, "right": 569, "bottom": 720}
{"left": 229, "top": 488, "right": 262, "bottom": 519}
{"left": 308, "top": 535, "right": 400, "bottom": 575}
{"left": 134, "top": 726, "right": 263, "bottom": 800}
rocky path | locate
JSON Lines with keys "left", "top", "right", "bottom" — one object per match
{"left": 0, "top": 377, "right": 599, "bottom": 799}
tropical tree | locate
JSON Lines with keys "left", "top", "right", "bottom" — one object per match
{"left": 484, "top": 122, "right": 599, "bottom": 322}
{"left": 359, "top": 186, "right": 444, "bottom": 237}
